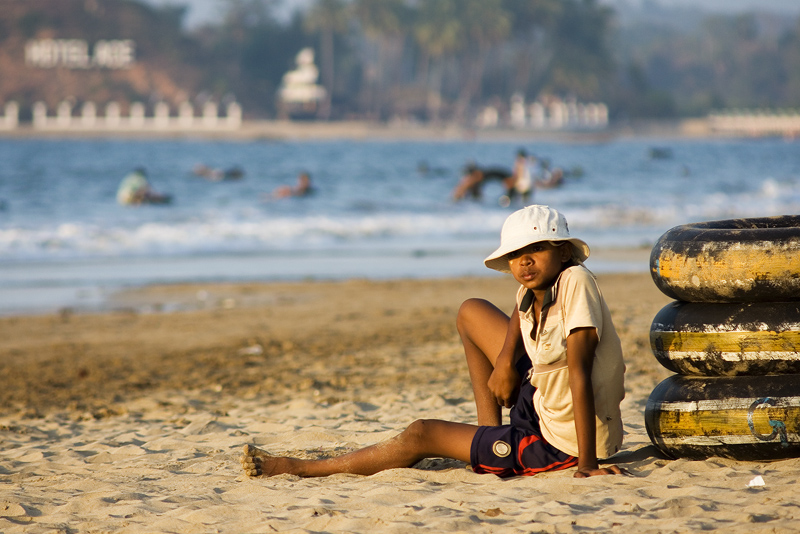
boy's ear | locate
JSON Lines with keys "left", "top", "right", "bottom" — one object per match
{"left": 560, "top": 243, "right": 573, "bottom": 262}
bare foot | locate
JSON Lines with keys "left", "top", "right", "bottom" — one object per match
{"left": 240, "top": 444, "right": 294, "bottom": 477}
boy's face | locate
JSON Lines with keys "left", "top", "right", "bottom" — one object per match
{"left": 507, "top": 241, "right": 571, "bottom": 292}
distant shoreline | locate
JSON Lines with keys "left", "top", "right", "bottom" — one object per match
{"left": 0, "top": 117, "right": 728, "bottom": 142}
{"left": 0, "top": 245, "right": 652, "bottom": 318}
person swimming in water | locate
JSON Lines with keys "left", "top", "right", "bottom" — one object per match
{"left": 452, "top": 163, "right": 512, "bottom": 202}
{"left": 116, "top": 168, "right": 171, "bottom": 206}
{"left": 500, "top": 149, "right": 536, "bottom": 207}
{"left": 267, "top": 172, "right": 314, "bottom": 200}
{"left": 193, "top": 164, "right": 245, "bottom": 181}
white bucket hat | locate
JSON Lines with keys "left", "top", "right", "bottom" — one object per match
{"left": 484, "top": 205, "right": 590, "bottom": 273}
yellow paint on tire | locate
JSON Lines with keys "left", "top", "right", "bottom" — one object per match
{"left": 645, "top": 374, "right": 800, "bottom": 460}
{"left": 650, "top": 216, "right": 800, "bottom": 302}
{"left": 650, "top": 301, "right": 800, "bottom": 376}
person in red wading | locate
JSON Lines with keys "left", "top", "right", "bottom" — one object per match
{"left": 241, "top": 205, "right": 627, "bottom": 479}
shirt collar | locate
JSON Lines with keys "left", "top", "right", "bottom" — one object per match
{"left": 519, "top": 268, "right": 569, "bottom": 314}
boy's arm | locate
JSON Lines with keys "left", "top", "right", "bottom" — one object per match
{"left": 488, "top": 304, "right": 523, "bottom": 408}
{"left": 567, "top": 327, "right": 624, "bottom": 478}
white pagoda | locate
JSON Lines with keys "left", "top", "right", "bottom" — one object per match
{"left": 277, "top": 48, "right": 327, "bottom": 119}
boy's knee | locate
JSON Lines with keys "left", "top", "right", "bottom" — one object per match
{"left": 456, "top": 298, "right": 489, "bottom": 333}
{"left": 403, "top": 419, "right": 433, "bottom": 446}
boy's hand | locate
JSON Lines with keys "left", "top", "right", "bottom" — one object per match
{"left": 488, "top": 363, "right": 519, "bottom": 408}
{"left": 573, "top": 464, "right": 627, "bottom": 478}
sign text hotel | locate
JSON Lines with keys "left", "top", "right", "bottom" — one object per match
{"left": 25, "top": 39, "right": 135, "bottom": 69}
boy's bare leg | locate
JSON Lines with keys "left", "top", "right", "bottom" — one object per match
{"left": 241, "top": 419, "right": 478, "bottom": 477}
{"left": 456, "top": 298, "right": 510, "bottom": 426}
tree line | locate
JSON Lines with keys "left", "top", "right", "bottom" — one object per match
{"left": 195, "top": 0, "right": 800, "bottom": 122}
{"left": 5, "top": 0, "right": 800, "bottom": 123}
{"left": 200, "top": 0, "right": 617, "bottom": 122}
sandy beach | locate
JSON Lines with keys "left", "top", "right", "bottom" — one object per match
{"left": 1, "top": 272, "right": 799, "bottom": 533}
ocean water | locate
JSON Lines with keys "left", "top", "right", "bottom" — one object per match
{"left": 0, "top": 136, "right": 798, "bottom": 315}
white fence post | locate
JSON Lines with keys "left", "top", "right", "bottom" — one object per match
{"left": 81, "top": 101, "right": 97, "bottom": 127}
{"left": 226, "top": 101, "right": 242, "bottom": 128}
{"left": 154, "top": 102, "right": 170, "bottom": 129}
{"left": 179, "top": 101, "right": 194, "bottom": 128}
{"left": 129, "top": 102, "right": 145, "bottom": 127}
{"left": 1, "top": 101, "right": 18, "bottom": 129}
{"left": 33, "top": 102, "right": 48, "bottom": 128}
{"left": 202, "top": 101, "right": 218, "bottom": 127}
{"left": 105, "top": 102, "right": 121, "bottom": 128}
{"left": 56, "top": 101, "right": 72, "bottom": 127}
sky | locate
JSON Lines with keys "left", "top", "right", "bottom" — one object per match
{"left": 145, "top": 0, "right": 800, "bottom": 29}
{"left": 601, "top": 0, "right": 800, "bottom": 14}
{"left": 144, "top": 0, "right": 313, "bottom": 28}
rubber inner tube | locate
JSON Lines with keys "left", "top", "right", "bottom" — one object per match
{"left": 650, "top": 215, "right": 800, "bottom": 302}
{"left": 650, "top": 300, "right": 800, "bottom": 376}
{"left": 645, "top": 374, "right": 800, "bottom": 460}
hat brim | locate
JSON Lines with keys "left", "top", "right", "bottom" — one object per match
{"left": 484, "top": 237, "right": 590, "bottom": 273}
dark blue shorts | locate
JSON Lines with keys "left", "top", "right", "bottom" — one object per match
{"left": 470, "top": 360, "right": 577, "bottom": 478}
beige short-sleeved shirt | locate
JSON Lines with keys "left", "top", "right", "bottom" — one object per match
{"left": 516, "top": 265, "right": 625, "bottom": 458}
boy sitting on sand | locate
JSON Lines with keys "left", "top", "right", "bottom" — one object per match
{"left": 241, "top": 205, "right": 626, "bottom": 478}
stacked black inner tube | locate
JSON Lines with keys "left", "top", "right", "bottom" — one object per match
{"left": 645, "top": 215, "right": 800, "bottom": 460}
